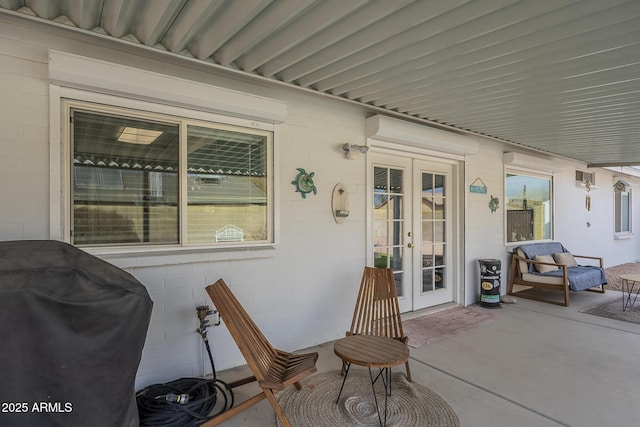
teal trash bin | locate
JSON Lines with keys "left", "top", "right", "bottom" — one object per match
{"left": 478, "top": 259, "right": 501, "bottom": 308}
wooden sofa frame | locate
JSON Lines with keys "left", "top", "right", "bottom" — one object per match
{"left": 202, "top": 279, "right": 318, "bottom": 427}
{"left": 507, "top": 246, "right": 605, "bottom": 307}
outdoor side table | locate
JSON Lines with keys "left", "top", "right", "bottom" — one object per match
{"left": 620, "top": 274, "right": 640, "bottom": 312}
{"left": 334, "top": 335, "right": 410, "bottom": 427}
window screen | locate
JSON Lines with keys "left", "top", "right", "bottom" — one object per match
{"left": 70, "top": 106, "right": 272, "bottom": 247}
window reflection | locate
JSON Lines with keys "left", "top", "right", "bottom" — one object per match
{"left": 614, "top": 185, "right": 631, "bottom": 233}
{"left": 506, "top": 173, "right": 552, "bottom": 242}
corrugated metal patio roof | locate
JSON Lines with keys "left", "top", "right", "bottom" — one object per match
{"left": 2, "top": 0, "right": 640, "bottom": 166}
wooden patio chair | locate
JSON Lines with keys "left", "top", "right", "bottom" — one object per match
{"left": 345, "top": 266, "right": 412, "bottom": 381}
{"left": 201, "top": 279, "right": 318, "bottom": 427}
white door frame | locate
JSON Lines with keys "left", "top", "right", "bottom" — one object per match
{"left": 366, "top": 140, "right": 465, "bottom": 312}
{"left": 411, "top": 158, "right": 454, "bottom": 309}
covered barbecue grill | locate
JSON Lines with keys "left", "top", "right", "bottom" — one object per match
{"left": 0, "top": 240, "right": 152, "bottom": 427}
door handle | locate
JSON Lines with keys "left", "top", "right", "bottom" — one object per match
{"left": 407, "top": 243, "right": 414, "bottom": 248}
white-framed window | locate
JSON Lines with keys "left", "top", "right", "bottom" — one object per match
{"left": 66, "top": 100, "right": 273, "bottom": 248}
{"left": 505, "top": 169, "right": 553, "bottom": 243}
{"left": 614, "top": 180, "right": 632, "bottom": 234}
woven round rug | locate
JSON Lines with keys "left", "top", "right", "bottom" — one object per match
{"left": 276, "top": 369, "right": 460, "bottom": 426}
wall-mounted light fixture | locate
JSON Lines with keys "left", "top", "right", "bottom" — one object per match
{"left": 332, "top": 183, "right": 349, "bottom": 223}
{"left": 342, "top": 143, "right": 369, "bottom": 159}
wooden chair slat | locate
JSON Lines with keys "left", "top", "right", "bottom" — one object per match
{"left": 202, "top": 279, "right": 318, "bottom": 427}
{"left": 345, "top": 267, "right": 412, "bottom": 381}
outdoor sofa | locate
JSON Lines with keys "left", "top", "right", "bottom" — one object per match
{"left": 507, "top": 242, "right": 606, "bottom": 306}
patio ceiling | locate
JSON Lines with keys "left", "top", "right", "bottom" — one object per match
{"left": 2, "top": 0, "right": 640, "bottom": 167}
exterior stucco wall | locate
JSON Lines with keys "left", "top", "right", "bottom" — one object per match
{"left": 464, "top": 141, "right": 507, "bottom": 305}
{"left": 1, "top": 16, "right": 639, "bottom": 389}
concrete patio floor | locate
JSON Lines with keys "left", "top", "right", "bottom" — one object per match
{"left": 213, "top": 290, "right": 640, "bottom": 427}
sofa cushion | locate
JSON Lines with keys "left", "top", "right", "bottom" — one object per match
{"left": 534, "top": 255, "right": 558, "bottom": 273}
{"left": 553, "top": 252, "right": 578, "bottom": 267}
{"left": 516, "top": 242, "right": 567, "bottom": 273}
{"left": 522, "top": 272, "right": 564, "bottom": 285}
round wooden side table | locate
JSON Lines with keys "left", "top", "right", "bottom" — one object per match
{"left": 620, "top": 273, "right": 640, "bottom": 311}
{"left": 334, "top": 335, "right": 410, "bottom": 427}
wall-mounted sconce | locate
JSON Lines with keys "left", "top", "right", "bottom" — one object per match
{"left": 342, "top": 143, "right": 369, "bottom": 159}
{"left": 332, "top": 183, "right": 349, "bottom": 223}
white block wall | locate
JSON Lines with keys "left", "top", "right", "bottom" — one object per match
{"left": 0, "top": 33, "right": 49, "bottom": 239}
{"left": 464, "top": 141, "right": 508, "bottom": 306}
{"left": 2, "top": 16, "right": 640, "bottom": 390}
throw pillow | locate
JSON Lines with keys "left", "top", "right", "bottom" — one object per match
{"left": 533, "top": 255, "right": 558, "bottom": 273}
{"left": 553, "top": 252, "right": 578, "bottom": 267}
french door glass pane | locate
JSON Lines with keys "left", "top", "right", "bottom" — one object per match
{"left": 374, "top": 167, "right": 388, "bottom": 189}
{"left": 422, "top": 269, "right": 433, "bottom": 292}
{"left": 373, "top": 166, "right": 405, "bottom": 297}
{"left": 422, "top": 173, "right": 433, "bottom": 194}
{"left": 186, "top": 125, "right": 268, "bottom": 243}
{"left": 390, "top": 195, "right": 403, "bottom": 219}
{"left": 435, "top": 267, "right": 445, "bottom": 289}
{"left": 434, "top": 221, "right": 445, "bottom": 242}
{"left": 435, "top": 174, "right": 445, "bottom": 196}
{"left": 390, "top": 220, "right": 404, "bottom": 246}
{"left": 390, "top": 169, "right": 403, "bottom": 192}
{"left": 434, "top": 242, "right": 445, "bottom": 266}
{"left": 421, "top": 172, "right": 446, "bottom": 294}
{"left": 422, "top": 221, "right": 433, "bottom": 241}
{"left": 72, "top": 110, "right": 179, "bottom": 245}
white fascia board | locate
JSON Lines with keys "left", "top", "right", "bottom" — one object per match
{"left": 366, "top": 115, "right": 479, "bottom": 156}
{"left": 48, "top": 50, "right": 287, "bottom": 123}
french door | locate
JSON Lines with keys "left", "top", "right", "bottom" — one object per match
{"left": 370, "top": 153, "right": 455, "bottom": 312}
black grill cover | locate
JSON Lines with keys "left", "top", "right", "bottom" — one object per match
{"left": 0, "top": 240, "right": 152, "bottom": 427}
